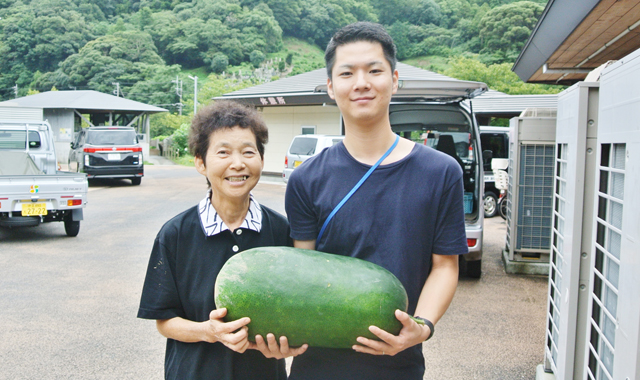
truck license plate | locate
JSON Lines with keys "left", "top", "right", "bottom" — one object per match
{"left": 293, "top": 160, "right": 302, "bottom": 168}
{"left": 22, "top": 203, "right": 47, "bottom": 216}
{"left": 107, "top": 153, "right": 121, "bottom": 161}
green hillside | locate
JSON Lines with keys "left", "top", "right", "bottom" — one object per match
{"left": 0, "top": 0, "right": 561, "bottom": 136}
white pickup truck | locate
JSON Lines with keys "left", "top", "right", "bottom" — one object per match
{"left": 0, "top": 120, "right": 88, "bottom": 236}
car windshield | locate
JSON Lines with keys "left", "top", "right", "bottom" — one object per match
{"left": 86, "top": 130, "right": 137, "bottom": 145}
{"left": 0, "top": 130, "right": 42, "bottom": 149}
{"left": 480, "top": 131, "right": 508, "bottom": 171}
{"left": 289, "top": 137, "right": 318, "bottom": 155}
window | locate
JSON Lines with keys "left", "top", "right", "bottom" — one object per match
{"left": 0, "top": 130, "right": 41, "bottom": 149}
{"left": 289, "top": 137, "right": 318, "bottom": 155}
{"left": 86, "top": 130, "right": 137, "bottom": 145}
{"left": 301, "top": 126, "right": 316, "bottom": 135}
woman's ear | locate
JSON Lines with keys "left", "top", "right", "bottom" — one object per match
{"left": 195, "top": 155, "right": 206, "bottom": 176}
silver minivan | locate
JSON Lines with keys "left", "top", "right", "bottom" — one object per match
{"left": 282, "top": 134, "right": 345, "bottom": 183}
{"left": 316, "top": 78, "right": 488, "bottom": 278}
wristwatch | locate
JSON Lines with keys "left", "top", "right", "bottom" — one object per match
{"left": 414, "top": 316, "right": 435, "bottom": 341}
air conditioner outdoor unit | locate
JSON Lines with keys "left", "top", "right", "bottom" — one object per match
{"left": 503, "top": 113, "right": 557, "bottom": 274}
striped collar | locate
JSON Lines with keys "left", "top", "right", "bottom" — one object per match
{"left": 198, "top": 192, "right": 262, "bottom": 237}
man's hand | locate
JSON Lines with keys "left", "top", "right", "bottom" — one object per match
{"left": 352, "top": 310, "right": 431, "bottom": 356}
{"left": 250, "top": 334, "right": 309, "bottom": 359}
{"left": 205, "top": 308, "right": 252, "bottom": 353}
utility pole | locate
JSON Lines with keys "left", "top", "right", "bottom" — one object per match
{"left": 188, "top": 75, "right": 198, "bottom": 116}
{"left": 12, "top": 84, "right": 18, "bottom": 98}
{"left": 171, "top": 75, "right": 183, "bottom": 115}
{"left": 112, "top": 82, "right": 120, "bottom": 97}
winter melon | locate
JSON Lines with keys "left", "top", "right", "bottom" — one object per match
{"left": 214, "top": 246, "right": 409, "bottom": 349}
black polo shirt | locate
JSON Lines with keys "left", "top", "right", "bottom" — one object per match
{"left": 138, "top": 201, "right": 292, "bottom": 380}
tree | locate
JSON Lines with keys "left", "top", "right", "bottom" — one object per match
{"left": 443, "top": 57, "right": 563, "bottom": 95}
{"left": 250, "top": 50, "right": 266, "bottom": 67}
{"left": 211, "top": 53, "right": 229, "bottom": 74}
{"left": 297, "top": 0, "right": 359, "bottom": 47}
{"left": 371, "top": 0, "right": 438, "bottom": 26}
{"left": 55, "top": 30, "right": 164, "bottom": 93}
{"left": 478, "top": 1, "right": 544, "bottom": 62}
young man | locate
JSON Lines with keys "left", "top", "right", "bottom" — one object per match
{"left": 284, "top": 22, "right": 468, "bottom": 379}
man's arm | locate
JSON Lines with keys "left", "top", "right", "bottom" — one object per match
{"left": 294, "top": 240, "right": 315, "bottom": 250}
{"left": 413, "top": 253, "right": 459, "bottom": 325}
{"left": 352, "top": 253, "right": 459, "bottom": 356}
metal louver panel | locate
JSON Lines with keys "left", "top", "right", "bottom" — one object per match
{"left": 586, "top": 143, "right": 625, "bottom": 380}
{"left": 516, "top": 144, "right": 555, "bottom": 250}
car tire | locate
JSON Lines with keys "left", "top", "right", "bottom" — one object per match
{"left": 483, "top": 192, "right": 498, "bottom": 218}
{"left": 459, "top": 257, "right": 482, "bottom": 279}
{"left": 131, "top": 177, "right": 141, "bottom": 186}
{"left": 499, "top": 196, "right": 508, "bottom": 220}
{"left": 64, "top": 218, "right": 80, "bottom": 237}
{"left": 466, "top": 259, "right": 482, "bottom": 278}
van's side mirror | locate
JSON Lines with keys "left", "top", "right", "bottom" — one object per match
{"left": 70, "top": 142, "right": 75, "bottom": 149}
{"left": 482, "top": 150, "right": 493, "bottom": 163}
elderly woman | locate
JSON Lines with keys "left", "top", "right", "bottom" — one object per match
{"left": 138, "top": 101, "right": 306, "bottom": 380}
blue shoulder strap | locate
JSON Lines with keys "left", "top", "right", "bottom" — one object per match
{"left": 316, "top": 134, "right": 400, "bottom": 247}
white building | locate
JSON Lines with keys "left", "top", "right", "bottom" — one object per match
{"left": 513, "top": 1, "right": 640, "bottom": 379}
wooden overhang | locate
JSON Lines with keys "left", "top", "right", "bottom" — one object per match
{"left": 513, "top": 0, "right": 640, "bottom": 85}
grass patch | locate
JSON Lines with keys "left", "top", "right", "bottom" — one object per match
{"left": 172, "top": 154, "right": 196, "bottom": 167}
{"left": 402, "top": 56, "right": 450, "bottom": 74}
{"left": 281, "top": 37, "right": 326, "bottom": 76}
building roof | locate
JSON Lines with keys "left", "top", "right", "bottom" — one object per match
{"left": 219, "top": 63, "right": 556, "bottom": 116}
{"left": 217, "top": 62, "right": 455, "bottom": 106}
{"left": 467, "top": 90, "right": 558, "bottom": 117}
{"left": 0, "top": 90, "right": 168, "bottom": 113}
{"left": 513, "top": 0, "right": 640, "bottom": 84}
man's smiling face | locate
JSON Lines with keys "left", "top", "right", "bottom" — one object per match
{"left": 327, "top": 40, "right": 398, "bottom": 126}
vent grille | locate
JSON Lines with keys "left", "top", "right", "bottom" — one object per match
{"left": 516, "top": 144, "right": 555, "bottom": 250}
{"left": 586, "top": 143, "right": 625, "bottom": 380}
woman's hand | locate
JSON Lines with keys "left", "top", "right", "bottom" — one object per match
{"left": 205, "top": 308, "right": 252, "bottom": 353}
{"left": 250, "top": 333, "right": 308, "bottom": 359}
{"left": 352, "top": 310, "right": 431, "bottom": 356}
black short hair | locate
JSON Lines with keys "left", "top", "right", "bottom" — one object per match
{"left": 324, "top": 22, "right": 397, "bottom": 79}
{"left": 189, "top": 100, "right": 268, "bottom": 163}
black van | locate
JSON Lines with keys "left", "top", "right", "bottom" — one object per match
{"left": 68, "top": 126, "right": 144, "bottom": 185}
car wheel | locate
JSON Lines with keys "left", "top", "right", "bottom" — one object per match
{"left": 499, "top": 196, "right": 508, "bottom": 220}
{"left": 466, "top": 259, "right": 482, "bottom": 278}
{"left": 131, "top": 177, "right": 142, "bottom": 186}
{"left": 64, "top": 217, "right": 80, "bottom": 237}
{"left": 459, "top": 256, "right": 482, "bottom": 278}
{"left": 483, "top": 192, "right": 498, "bottom": 218}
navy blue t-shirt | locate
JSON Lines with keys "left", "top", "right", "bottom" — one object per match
{"left": 285, "top": 141, "right": 468, "bottom": 380}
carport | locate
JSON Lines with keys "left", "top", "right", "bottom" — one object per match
{"left": 0, "top": 90, "right": 167, "bottom": 163}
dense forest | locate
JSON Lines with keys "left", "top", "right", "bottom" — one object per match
{"left": 0, "top": 0, "right": 558, "bottom": 135}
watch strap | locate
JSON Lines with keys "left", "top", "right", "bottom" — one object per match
{"left": 414, "top": 316, "right": 435, "bottom": 341}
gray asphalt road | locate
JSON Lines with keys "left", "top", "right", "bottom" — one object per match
{"left": 0, "top": 163, "right": 547, "bottom": 379}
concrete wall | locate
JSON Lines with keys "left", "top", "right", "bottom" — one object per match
{"left": 44, "top": 109, "right": 75, "bottom": 164}
{"left": 261, "top": 105, "right": 342, "bottom": 174}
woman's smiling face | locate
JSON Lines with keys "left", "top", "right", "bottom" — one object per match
{"left": 195, "top": 126, "right": 264, "bottom": 203}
